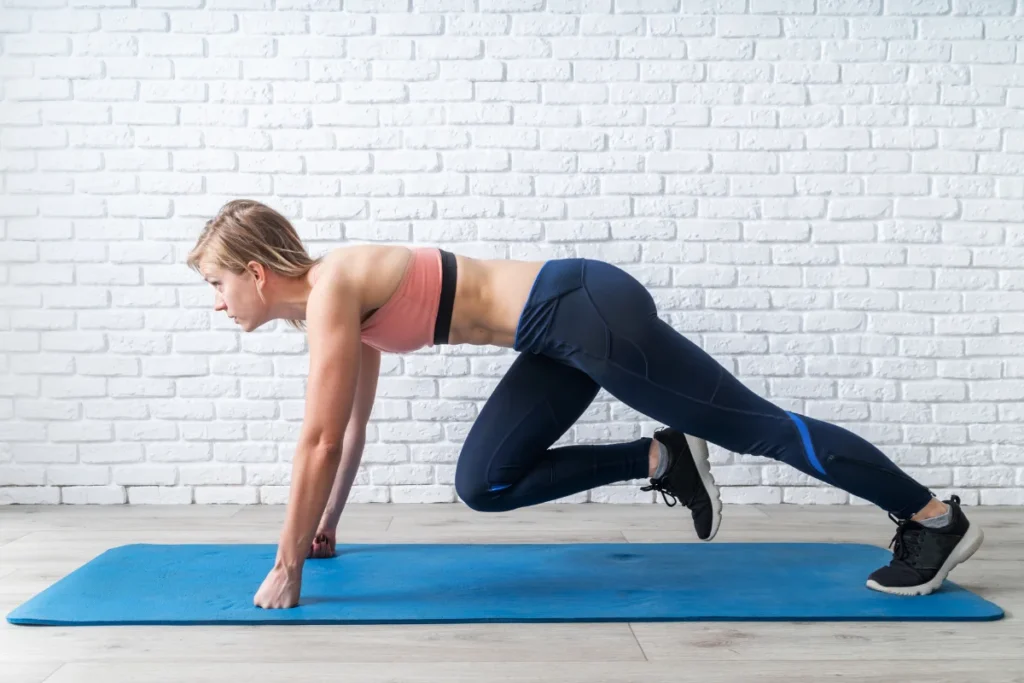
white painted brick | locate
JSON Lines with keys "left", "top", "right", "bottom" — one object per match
{"left": 345, "top": 485, "right": 393, "bottom": 504}
{"left": 253, "top": 486, "right": 288, "bottom": 504}
{"left": 391, "top": 485, "right": 455, "bottom": 504}
{"left": 901, "top": 292, "right": 962, "bottom": 313}
{"left": 590, "top": 486, "right": 653, "bottom": 504}
{"left": 722, "top": 486, "right": 783, "bottom": 505}
{"left": 45, "top": 465, "right": 109, "bottom": 487}
{"left": 179, "top": 464, "right": 244, "bottom": 486}
{"left": 954, "top": 466, "right": 1015, "bottom": 487}
{"left": 110, "top": 463, "right": 177, "bottom": 486}
{"left": 920, "top": 17, "right": 983, "bottom": 39}
{"left": 901, "top": 337, "right": 964, "bottom": 360}
{"left": 935, "top": 314, "right": 997, "bottom": 336}
{"left": 76, "top": 443, "right": 143, "bottom": 464}
{"left": 126, "top": 486, "right": 193, "bottom": 504}
{"left": 61, "top": 486, "right": 126, "bottom": 505}
{"left": 0, "top": 466, "right": 47, "bottom": 486}
{"left": 0, "top": 487, "right": 61, "bottom": 505}
{"left": 194, "top": 486, "right": 259, "bottom": 504}
{"left": 783, "top": 487, "right": 850, "bottom": 505}
{"left": 979, "top": 489, "right": 1024, "bottom": 505}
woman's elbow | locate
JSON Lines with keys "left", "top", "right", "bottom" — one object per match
{"left": 300, "top": 433, "right": 344, "bottom": 459}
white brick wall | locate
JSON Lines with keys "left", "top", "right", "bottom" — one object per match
{"left": 2, "top": 0, "right": 1023, "bottom": 507}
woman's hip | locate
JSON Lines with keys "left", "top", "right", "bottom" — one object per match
{"left": 513, "top": 258, "right": 658, "bottom": 358}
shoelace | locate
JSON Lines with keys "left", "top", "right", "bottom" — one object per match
{"left": 887, "top": 514, "right": 924, "bottom": 563}
{"left": 888, "top": 494, "right": 959, "bottom": 563}
{"left": 640, "top": 479, "right": 680, "bottom": 507}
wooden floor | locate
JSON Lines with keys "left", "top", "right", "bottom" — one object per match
{"left": 1, "top": 502, "right": 1022, "bottom": 683}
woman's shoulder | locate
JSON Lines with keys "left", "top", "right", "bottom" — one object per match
{"left": 315, "top": 244, "right": 415, "bottom": 284}
{"left": 310, "top": 245, "right": 422, "bottom": 319}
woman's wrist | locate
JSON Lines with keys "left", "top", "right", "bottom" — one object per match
{"left": 274, "top": 549, "right": 304, "bottom": 574}
{"left": 275, "top": 524, "right": 310, "bottom": 572}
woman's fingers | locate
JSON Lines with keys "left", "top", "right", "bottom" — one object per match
{"left": 308, "top": 533, "right": 335, "bottom": 559}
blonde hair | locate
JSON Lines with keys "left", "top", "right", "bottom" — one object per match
{"left": 187, "top": 199, "right": 322, "bottom": 331}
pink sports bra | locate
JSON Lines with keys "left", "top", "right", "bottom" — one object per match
{"left": 360, "top": 247, "right": 447, "bottom": 354}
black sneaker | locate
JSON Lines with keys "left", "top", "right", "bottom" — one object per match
{"left": 640, "top": 427, "right": 721, "bottom": 541}
{"left": 866, "top": 495, "right": 984, "bottom": 596}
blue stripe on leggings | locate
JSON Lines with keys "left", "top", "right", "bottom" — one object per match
{"left": 488, "top": 483, "right": 511, "bottom": 492}
{"left": 785, "top": 411, "right": 828, "bottom": 477}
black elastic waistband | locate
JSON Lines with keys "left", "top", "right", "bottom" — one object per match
{"left": 433, "top": 249, "right": 457, "bottom": 345}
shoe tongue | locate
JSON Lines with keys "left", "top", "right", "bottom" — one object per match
{"left": 899, "top": 522, "right": 927, "bottom": 540}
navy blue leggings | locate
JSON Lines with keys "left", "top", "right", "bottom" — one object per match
{"left": 454, "top": 258, "right": 934, "bottom": 520}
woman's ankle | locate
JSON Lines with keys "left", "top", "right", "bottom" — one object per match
{"left": 910, "top": 497, "right": 948, "bottom": 522}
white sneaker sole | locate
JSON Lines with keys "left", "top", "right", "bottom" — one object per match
{"left": 684, "top": 433, "right": 722, "bottom": 542}
{"left": 865, "top": 521, "right": 985, "bottom": 596}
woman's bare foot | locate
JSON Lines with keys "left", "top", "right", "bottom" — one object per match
{"left": 308, "top": 529, "right": 337, "bottom": 559}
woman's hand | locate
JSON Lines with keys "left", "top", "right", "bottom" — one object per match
{"left": 308, "top": 529, "right": 337, "bottom": 559}
{"left": 254, "top": 564, "right": 302, "bottom": 609}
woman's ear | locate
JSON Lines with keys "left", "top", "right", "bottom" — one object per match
{"left": 247, "top": 261, "right": 267, "bottom": 302}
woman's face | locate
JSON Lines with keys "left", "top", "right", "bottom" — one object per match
{"left": 200, "top": 260, "right": 266, "bottom": 332}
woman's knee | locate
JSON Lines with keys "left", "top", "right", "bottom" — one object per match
{"left": 455, "top": 477, "right": 488, "bottom": 511}
{"left": 454, "top": 455, "right": 506, "bottom": 512}
{"left": 455, "top": 481, "right": 511, "bottom": 512}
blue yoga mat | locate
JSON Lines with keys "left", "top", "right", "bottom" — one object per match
{"left": 6, "top": 542, "right": 1002, "bottom": 625}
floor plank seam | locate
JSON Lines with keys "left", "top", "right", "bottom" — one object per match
{"left": 627, "top": 624, "right": 650, "bottom": 661}
{"left": 1, "top": 532, "right": 32, "bottom": 548}
{"left": 35, "top": 661, "right": 66, "bottom": 683}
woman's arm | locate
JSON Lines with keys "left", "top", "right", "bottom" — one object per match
{"left": 319, "top": 343, "right": 381, "bottom": 533}
{"left": 274, "top": 273, "right": 364, "bottom": 574}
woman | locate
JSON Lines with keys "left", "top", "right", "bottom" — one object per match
{"left": 188, "top": 200, "right": 983, "bottom": 609}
